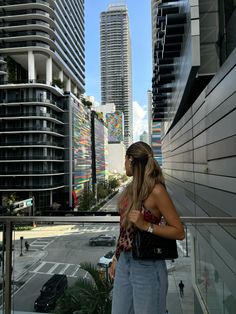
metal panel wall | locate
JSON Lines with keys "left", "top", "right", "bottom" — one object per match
{"left": 162, "top": 48, "right": 236, "bottom": 313}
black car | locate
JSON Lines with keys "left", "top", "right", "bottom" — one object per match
{"left": 89, "top": 234, "right": 116, "bottom": 246}
{"left": 34, "top": 274, "right": 68, "bottom": 312}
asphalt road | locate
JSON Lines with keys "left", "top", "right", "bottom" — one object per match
{"left": 12, "top": 223, "right": 119, "bottom": 312}
{"left": 99, "top": 186, "right": 126, "bottom": 212}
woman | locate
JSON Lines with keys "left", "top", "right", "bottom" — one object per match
{"left": 109, "top": 141, "right": 184, "bottom": 314}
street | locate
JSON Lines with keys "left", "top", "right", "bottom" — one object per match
{"left": 11, "top": 223, "right": 119, "bottom": 312}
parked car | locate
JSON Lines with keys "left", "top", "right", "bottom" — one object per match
{"left": 34, "top": 274, "right": 68, "bottom": 312}
{"left": 97, "top": 250, "right": 115, "bottom": 268}
{"left": 89, "top": 234, "right": 116, "bottom": 246}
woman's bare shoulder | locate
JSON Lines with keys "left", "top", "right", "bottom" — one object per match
{"left": 152, "top": 183, "right": 166, "bottom": 196}
{"left": 144, "top": 184, "right": 167, "bottom": 211}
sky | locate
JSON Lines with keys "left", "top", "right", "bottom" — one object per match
{"left": 84, "top": 0, "right": 152, "bottom": 141}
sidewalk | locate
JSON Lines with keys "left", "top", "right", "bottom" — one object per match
{"left": 167, "top": 252, "right": 194, "bottom": 314}
{"left": 1, "top": 224, "right": 73, "bottom": 285}
{"left": 12, "top": 249, "right": 45, "bottom": 282}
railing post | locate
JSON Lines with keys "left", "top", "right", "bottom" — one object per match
{"left": 184, "top": 224, "right": 189, "bottom": 257}
{"left": 3, "top": 221, "right": 13, "bottom": 314}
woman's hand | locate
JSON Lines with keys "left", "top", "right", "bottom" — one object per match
{"left": 109, "top": 259, "right": 117, "bottom": 280}
{"left": 128, "top": 210, "right": 148, "bottom": 230}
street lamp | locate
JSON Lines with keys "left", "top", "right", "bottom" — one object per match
{"left": 20, "top": 236, "right": 24, "bottom": 256}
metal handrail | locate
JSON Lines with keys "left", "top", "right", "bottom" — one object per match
{"left": 0, "top": 215, "right": 235, "bottom": 314}
{"left": 0, "top": 215, "right": 235, "bottom": 224}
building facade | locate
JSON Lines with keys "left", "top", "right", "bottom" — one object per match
{"left": 107, "top": 142, "right": 126, "bottom": 174}
{"left": 151, "top": 121, "right": 162, "bottom": 166}
{"left": 151, "top": 0, "right": 236, "bottom": 313}
{"left": 139, "top": 131, "right": 149, "bottom": 144}
{"left": 0, "top": 0, "right": 86, "bottom": 212}
{"left": 91, "top": 110, "right": 108, "bottom": 188}
{"left": 100, "top": 4, "right": 133, "bottom": 148}
{"left": 71, "top": 95, "right": 92, "bottom": 200}
{"left": 147, "top": 89, "right": 152, "bottom": 145}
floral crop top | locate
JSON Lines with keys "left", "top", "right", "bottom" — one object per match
{"left": 114, "top": 198, "right": 161, "bottom": 260}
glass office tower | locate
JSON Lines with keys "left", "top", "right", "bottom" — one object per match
{"left": 100, "top": 4, "right": 133, "bottom": 148}
{"left": 0, "top": 0, "right": 86, "bottom": 212}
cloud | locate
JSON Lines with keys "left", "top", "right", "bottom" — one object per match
{"left": 132, "top": 101, "right": 148, "bottom": 142}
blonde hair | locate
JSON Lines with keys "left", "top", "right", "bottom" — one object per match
{"left": 119, "top": 141, "right": 165, "bottom": 227}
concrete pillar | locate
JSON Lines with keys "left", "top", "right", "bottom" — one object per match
{"left": 59, "top": 70, "right": 63, "bottom": 82}
{"left": 66, "top": 78, "right": 71, "bottom": 92}
{"left": 68, "top": 96, "right": 73, "bottom": 208}
{"left": 46, "top": 56, "right": 52, "bottom": 85}
{"left": 74, "top": 85, "right": 77, "bottom": 95}
{"left": 28, "top": 51, "right": 35, "bottom": 83}
{"left": 50, "top": 190, "right": 53, "bottom": 205}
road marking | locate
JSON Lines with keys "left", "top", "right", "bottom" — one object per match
{"left": 71, "top": 265, "right": 81, "bottom": 277}
{"left": 47, "top": 263, "right": 61, "bottom": 274}
{"left": 13, "top": 272, "right": 37, "bottom": 296}
{"left": 42, "top": 239, "right": 56, "bottom": 249}
{"left": 30, "top": 238, "right": 56, "bottom": 250}
{"left": 30, "top": 261, "right": 82, "bottom": 277}
{"left": 65, "top": 224, "right": 119, "bottom": 236}
{"left": 33, "top": 261, "right": 46, "bottom": 273}
{"left": 30, "top": 243, "right": 47, "bottom": 247}
{"left": 83, "top": 271, "right": 88, "bottom": 279}
{"left": 59, "top": 264, "right": 70, "bottom": 274}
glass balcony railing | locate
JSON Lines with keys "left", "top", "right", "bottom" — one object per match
{"left": 0, "top": 140, "right": 64, "bottom": 147}
{"left": 1, "top": 111, "right": 63, "bottom": 122}
{"left": 0, "top": 97, "right": 65, "bottom": 111}
{"left": 0, "top": 126, "right": 63, "bottom": 134}
{"left": 0, "top": 183, "right": 64, "bottom": 189}
{"left": 1, "top": 0, "right": 49, "bottom": 5}
{"left": 0, "top": 216, "right": 235, "bottom": 314}
{"left": 0, "top": 169, "right": 64, "bottom": 175}
{"left": 0, "top": 155, "right": 63, "bottom": 161}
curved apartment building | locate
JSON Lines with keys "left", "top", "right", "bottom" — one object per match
{"left": 0, "top": 0, "right": 85, "bottom": 212}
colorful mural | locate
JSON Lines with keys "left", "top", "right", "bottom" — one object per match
{"left": 106, "top": 111, "right": 123, "bottom": 143}
{"left": 73, "top": 100, "right": 92, "bottom": 193}
{"left": 94, "top": 117, "right": 108, "bottom": 181}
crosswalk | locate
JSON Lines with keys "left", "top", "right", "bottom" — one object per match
{"left": 30, "top": 260, "right": 86, "bottom": 278}
{"left": 24, "top": 224, "right": 119, "bottom": 280}
{"left": 29, "top": 237, "right": 56, "bottom": 250}
{"left": 28, "top": 225, "right": 118, "bottom": 250}
{"left": 69, "top": 224, "right": 118, "bottom": 234}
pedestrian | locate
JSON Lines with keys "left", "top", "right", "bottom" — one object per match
{"left": 109, "top": 141, "right": 185, "bottom": 314}
{"left": 25, "top": 241, "right": 29, "bottom": 251}
{"left": 178, "top": 280, "right": 184, "bottom": 297}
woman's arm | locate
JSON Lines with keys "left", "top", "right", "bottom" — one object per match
{"left": 128, "top": 184, "right": 185, "bottom": 240}
{"left": 108, "top": 233, "right": 121, "bottom": 279}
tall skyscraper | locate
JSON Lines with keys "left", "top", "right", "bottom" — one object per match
{"left": 0, "top": 0, "right": 86, "bottom": 212}
{"left": 100, "top": 4, "right": 133, "bottom": 148}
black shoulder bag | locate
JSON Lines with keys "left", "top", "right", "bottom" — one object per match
{"left": 132, "top": 228, "right": 178, "bottom": 260}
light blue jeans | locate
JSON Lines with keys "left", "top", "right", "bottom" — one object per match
{"left": 112, "top": 251, "right": 168, "bottom": 314}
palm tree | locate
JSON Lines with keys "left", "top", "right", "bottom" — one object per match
{"left": 54, "top": 262, "right": 113, "bottom": 314}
